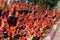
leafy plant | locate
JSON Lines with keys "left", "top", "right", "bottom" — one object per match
{"left": 28, "top": 0, "right": 59, "bottom": 9}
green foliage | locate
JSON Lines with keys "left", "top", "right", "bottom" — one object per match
{"left": 9, "top": 0, "right": 59, "bottom": 9}
{"left": 28, "top": 0, "right": 59, "bottom": 9}
{"left": 51, "top": 0, "right": 59, "bottom": 9}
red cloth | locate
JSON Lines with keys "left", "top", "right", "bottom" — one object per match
{"left": 5, "top": 1, "right": 7, "bottom": 4}
{"left": 56, "top": 12, "right": 60, "bottom": 18}
{"left": 26, "top": 22, "right": 29, "bottom": 27}
{"left": 44, "top": 17, "right": 50, "bottom": 26}
{"left": 19, "top": 37, "right": 26, "bottom": 40}
{"left": 1, "top": 38, "right": 4, "bottom": 40}
{"left": 34, "top": 27, "right": 38, "bottom": 32}
{"left": 22, "top": 21, "right": 25, "bottom": 26}
{"left": 11, "top": 2, "right": 14, "bottom": 4}
{"left": 21, "top": 4, "right": 26, "bottom": 7}
{"left": 16, "top": 18, "right": 20, "bottom": 26}
{"left": 3, "top": 17, "right": 7, "bottom": 22}
{"left": 37, "top": 31, "right": 41, "bottom": 36}
{"left": 16, "top": 2, "right": 19, "bottom": 4}
{"left": 48, "top": 10, "right": 53, "bottom": 16}
{"left": 10, "top": 26, "right": 14, "bottom": 31}
{"left": 8, "top": 31, "right": 12, "bottom": 36}
{"left": 22, "top": 13, "right": 25, "bottom": 17}
{"left": 6, "top": 22, "right": 9, "bottom": 31}
{"left": 2, "top": 0, "right": 4, "bottom": 2}
{"left": 14, "top": 4, "right": 17, "bottom": 9}
{"left": 16, "top": 8, "right": 19, "bottom": 12}
{"left": 39, "top": 19, "right": 43, "bottom": 23}
{"left": 37, "top": 22, "right": 40, "bottom": 28}
{"left": 0, "top": 28, "right": 3, "bottom": 34}
{"left": 0, "top": 17, "right": 2, "bottom": 20}
{"left": 8, "top": 26, "right": 14, "bottom": 36}
{"left": 2, "top": 10, "right": 6, "bottom": 14}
